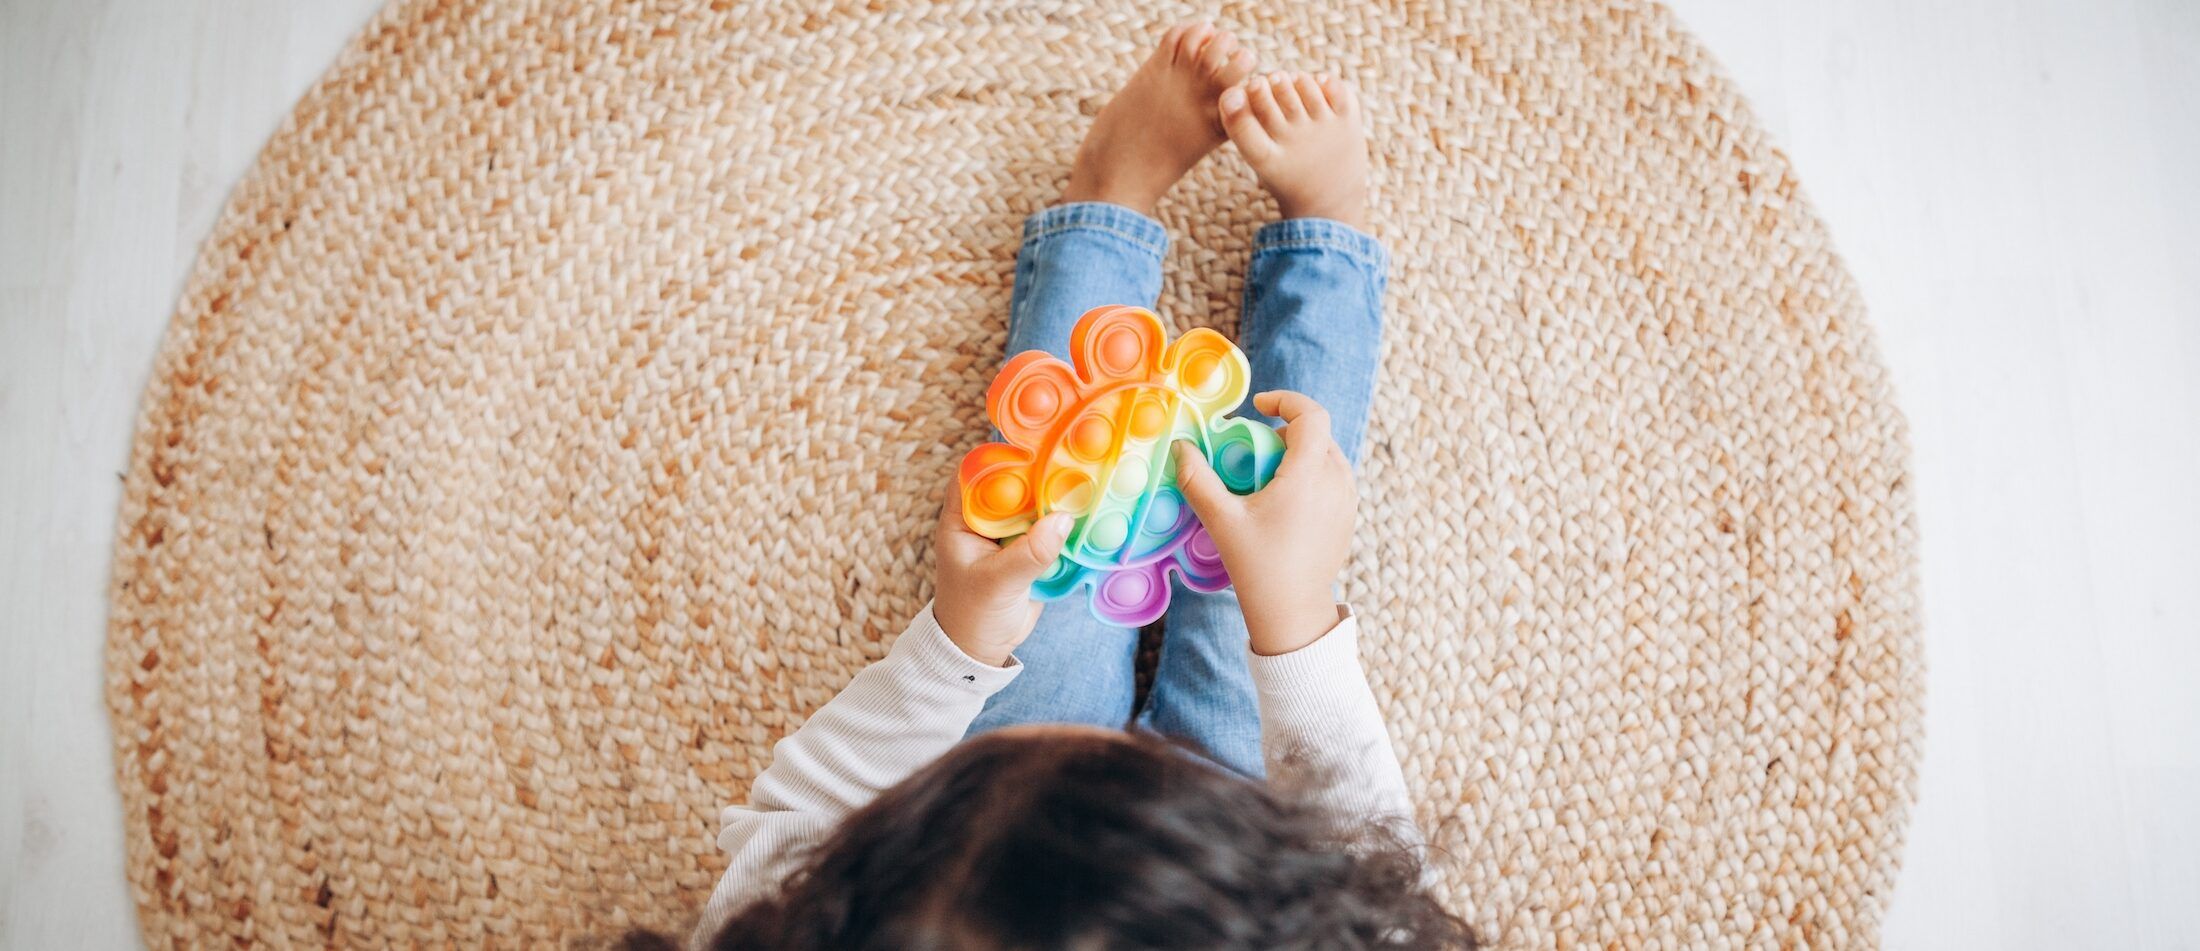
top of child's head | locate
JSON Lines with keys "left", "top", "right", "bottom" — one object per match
{"left": 619, "top": 727, "right": 1477, "bottom": 951}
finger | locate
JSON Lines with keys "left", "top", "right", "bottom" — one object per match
{"left": 1171, "top": 439, "right": 1241, "bottom": 522}
{"left": 939, "top": 479, "right": 964, "bottom": 518}
{"left": 936, "top": 482, "right": 1010, "bottom": 568}
{"left": 1253, "top": 391, "right": 1334, "bottom": 449}
{"left": 936, "top": 481, "right": 970, "bottom": 542}
{"left": 985, "top": 511, "right": 1076, "bottom": 583}
{"left": 937, "top": 478, "right": 1010, "bottom": 540}
{"left": 1253, "top": 391, "right": 1340, "bottom": 481}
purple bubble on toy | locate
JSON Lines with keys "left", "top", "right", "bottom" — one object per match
{"left": 1095, "top": 564, "right": 1171, "bottom": 626}
{"left": 1174, "top": 525, "right": 1232, "bottom": 593}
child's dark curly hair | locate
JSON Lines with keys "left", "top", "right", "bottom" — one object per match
{"left": 625, "top": 728, "right": 1476, "bottom": 950}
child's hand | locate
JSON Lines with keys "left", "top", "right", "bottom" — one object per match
{"left": 1173, "top": 391, "right": 1355, "bottom": 656}
{"left": 932, "top": 485, "right": 1077, "bottom": 667}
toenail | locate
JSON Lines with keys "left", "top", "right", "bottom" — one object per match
{"left": 1221, "top": 88, "right": 1246, "bottom": 109}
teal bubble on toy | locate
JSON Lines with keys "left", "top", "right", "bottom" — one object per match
{"left": 1208, "top": 418, "right": 1284, "bottom": 494}
{"left": 1216, "top": 441, "right": 1255, "bottom": 490}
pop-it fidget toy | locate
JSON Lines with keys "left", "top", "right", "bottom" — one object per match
{"left": 959, "top": 305, "right": 1283, "bottom": 626}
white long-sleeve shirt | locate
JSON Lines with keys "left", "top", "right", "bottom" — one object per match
{"left": 691, "top": 601, "right": 1414, "bottom": 946}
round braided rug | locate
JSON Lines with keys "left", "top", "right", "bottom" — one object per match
{"left": 107, "top": 0, "right": 1923, "bottom": 946}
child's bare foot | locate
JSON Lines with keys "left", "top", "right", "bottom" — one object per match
{"left": 1062, "top": 23, "right": 1258, "bottom": 215}
{"left": 1217, "top": 72, "right": 1369, "bottom": 229}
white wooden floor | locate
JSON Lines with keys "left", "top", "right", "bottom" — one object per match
{"left": 3, "top": 0, "right": 2195, "bottom": 947}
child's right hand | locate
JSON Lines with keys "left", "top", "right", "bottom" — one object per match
{"left": 1172, "top": 391, "right": 1356, "bottom": 656}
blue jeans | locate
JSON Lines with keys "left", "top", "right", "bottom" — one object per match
{"left": 963, "top": 202, "right": 1387, "bottom": 777}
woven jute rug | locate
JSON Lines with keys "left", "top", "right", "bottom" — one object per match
{"left": 106, "top": 0, "right": 1922, "bottom": 946}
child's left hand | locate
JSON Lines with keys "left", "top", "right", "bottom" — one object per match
{"left": 932, "top": 482, "right": 1077, "bottom": 667}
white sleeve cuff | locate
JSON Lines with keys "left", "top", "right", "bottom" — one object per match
{"left": 1246, "top": 605, "right": 1361, "bottom": 690}
{"left": 893, "top": 602, "right": 1023, "bottom": 697}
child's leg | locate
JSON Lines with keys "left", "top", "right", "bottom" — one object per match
{"left": 1135, "top": 72, "right": 1381, "bottom": 776}
{"left": 964, "top": 206, "right": 1161, "bottom": 735}
{"left": 966, "top": 23, "right": 1256, "bottom": 737}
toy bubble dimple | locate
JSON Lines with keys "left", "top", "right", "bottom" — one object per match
{"left": 957, "top": 305, "right": 1285, "bottom": 626}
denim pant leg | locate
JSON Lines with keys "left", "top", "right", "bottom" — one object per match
{"left": 965, "top": 202, "right": 1171, "bottom": 736}
{"left": 1135, "top": 219, "right": 1389, "bottom": 776}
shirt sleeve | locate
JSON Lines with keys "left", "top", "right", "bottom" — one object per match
{"left": 1247, "top": 608, "right": 1418, "bottom": 834}
{"left": 690, "top": 602, "right": 1020, "bottom": 947}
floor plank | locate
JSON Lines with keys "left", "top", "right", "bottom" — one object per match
{"left": 1673, "top": 0, "right": 2200, "bottom": 946}
{"left": 1, "top": 3, "right": 386, "bottom": 947}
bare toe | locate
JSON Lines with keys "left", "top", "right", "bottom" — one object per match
{"left": 1294, "top": 74, "right": 1331, "bottom": 118}
{"left": 1268, "top": 74, "right": 1307, "bottom": 119}
{"left": 1219, "top": 85, "right": 1278, "bottom": 162}
{"left": 1319, "top": 74, "right": 1360, "bottom": 117}
{"left": 1247, "top": 76, "right": 1286, "bottom": 128}
{"left": 1220, "top": 48, "right": 1257, "bottom": 86}
{"left": 1199, "top": 30, "right": 1237, "bottom": 74}
{"left": 1160, "top": 22, "right": 1191, "bottom": 52}
{"left": 1172, "top": 23, "right": 1214, "bottom": 64}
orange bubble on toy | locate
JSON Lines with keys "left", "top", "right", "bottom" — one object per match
{"left": 957, "top": 305, "right": 1283, "bottom": 626}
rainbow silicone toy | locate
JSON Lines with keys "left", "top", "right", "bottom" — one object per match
{"left": 958, "top": 305, "right": 1283, "bottom": 626}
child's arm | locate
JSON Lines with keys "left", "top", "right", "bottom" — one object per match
{"left": 1245, "top": 610, "right": 1414, "bottom": 828}
{"left": 694, "top": 603, "right": 1016, "bottom": 938}
{"left": 1173, "top": 392, "right": 1415, "bottom": 827}
{"left": 695, "top": 498, "right": 1076, "bottom": 943}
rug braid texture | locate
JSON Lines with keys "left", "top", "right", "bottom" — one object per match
{"left": 106, "top": 0, "right": 1924, "bottom": 946}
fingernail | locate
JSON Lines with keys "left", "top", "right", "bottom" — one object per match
{"left": 1221, "top": 87, "right": 1245, "bottom": 109}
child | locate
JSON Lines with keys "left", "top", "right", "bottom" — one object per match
{"left": 673, "top": 23, "right": 1474, "bottom": 950}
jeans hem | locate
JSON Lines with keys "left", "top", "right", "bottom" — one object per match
{"left": 1022, "top": 202, "right": 1171, "bottom": 259}
{"left": 1251, "top": 218, "right": 1388, "bottom": 269}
